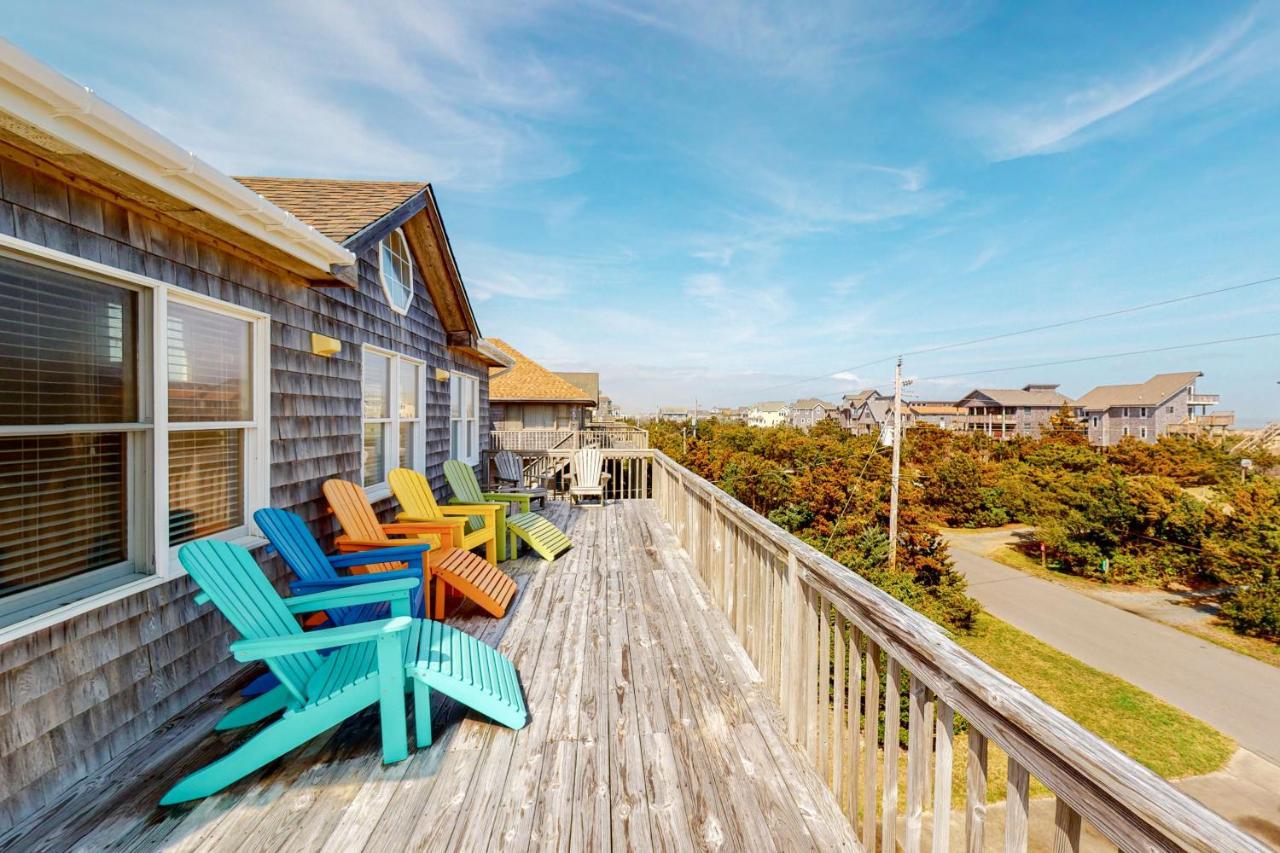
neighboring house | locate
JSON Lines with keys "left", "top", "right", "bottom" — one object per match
{"left": 657, "top": 406, "right": 690, "bottom": 422}
{"left": 0, "top": 48, "right": 508, "bottom": 824}
{"left": 488, "top": 339, "right": 597, "bottom": 438}
{"left": 789, "top": 398, "right": 839, "bottom": 430}
{"left": 597, "top": 394, "right": 616, "bottom": 420}
{"left": 956, "top": 384, "right": 1077, "bottom": 439}
{"left": 748, "top": 401, "right": 789, "bottom": 427}
{"left": 844, "top": 395, "right": 913, "bottom": 437}
{"left": 556, "top": 371, "right": 600, "bottom": 410}
{"left": 908, "top": 402, "right": 965, "bottom": 430}
{"left": 1078, "top": 372, "right": 1230, "bottom": 446}
{"left": 715, "top": 406, "right": 749, "bottom": 422}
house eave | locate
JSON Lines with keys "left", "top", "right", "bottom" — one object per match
{"left": 0, "top": 39, "right": 355, "bottom": 277}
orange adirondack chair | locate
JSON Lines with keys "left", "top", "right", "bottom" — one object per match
{"left": 322, "top": 479, "right": 517, "bottom": 620}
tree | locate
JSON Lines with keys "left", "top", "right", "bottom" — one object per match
{"left": 1043, "top": 402, "right": 1087, "bottom": 445}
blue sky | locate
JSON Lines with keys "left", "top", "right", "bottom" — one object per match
{"left": 7, "top": 1, "right": 1280, "bottom": 423}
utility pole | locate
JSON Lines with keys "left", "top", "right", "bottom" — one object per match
{"left": 888, "top": 356, "right": 904, "bottom": 571}
{"left": 693, "top": 397, "right": 699, "bottom": 439}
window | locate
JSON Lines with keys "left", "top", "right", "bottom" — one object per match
{"left": 361, "top": 347, "right": 424, "bottom": 491}
{"left": 1140, "top": 426, "right": 1148, "bottom": 439}
{"left": 1122, "top": 407, "right": 1129, "bottom": 417}
{"left": 1138, "top": 407, "right": 1147, "bottom": 418}
{"left": 378, "top": 229, "right": 414, "bottom": 315}
{"left": 0, "top": 250, "right": 268, "bottom": 631}
{"left": 522, "top": 404, "right": 554, "bottom": 429}
{"left": 1167, "top": 406, "right": 1175, "bottom": 414}
{"left": 1122, "top": 426, "right": 1130, "bottom": 437}
{"left": 450, "top": 373, "right": 480, "bottom": 465}
{"left": 1091, "top": 416, "right": 1099, "bottom": 428}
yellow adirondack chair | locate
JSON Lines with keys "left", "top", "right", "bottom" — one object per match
{"left": 322, "top": 479, "right": 516, "bottom": 620}
{"left": 388, "top": 468, "right": 500, "bottom": 566}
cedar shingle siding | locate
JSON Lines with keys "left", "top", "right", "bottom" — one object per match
{"left": 0, "top": 155, "right": 488, "bottom": 824}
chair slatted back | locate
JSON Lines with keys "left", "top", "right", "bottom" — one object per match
{"left": 254, "top": 508, "right": 376, "bottom": 626}
{"left": 573, "top": 448, "right": 605, "bottom": 488}
{"left": 495, "top": 451, "right": 523, "bottom": 486}
{"left": 388, "top": 468, "right": 443, "bottom": 521}
{"left": 322, "top": 479, "right": 400, "bottom": 572}
{"left": 178, "top": 540, "right": 319, "bottom": 704}
{"left": 443, "top": 460, "right": 489, "bottom": 529}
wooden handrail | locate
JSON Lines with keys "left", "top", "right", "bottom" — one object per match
{"left": 648, "top": 450, "right": 1265, "bottom": 853}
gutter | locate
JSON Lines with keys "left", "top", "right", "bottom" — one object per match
{"left": 0, "top": 39, "right": 355, "bottom": 275}
{"left": 479, "top": 338, "right": 516, "bottom": 376}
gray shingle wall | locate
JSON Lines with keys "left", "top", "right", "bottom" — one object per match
{"left": 0, "top": 155, "right": 489, "bottom": 825}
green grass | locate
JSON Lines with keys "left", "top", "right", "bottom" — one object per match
{"left": 956, "top": 614, "right": 1235, "bottom": 781}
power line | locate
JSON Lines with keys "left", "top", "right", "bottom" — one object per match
{"left": 916, "top": 332, "right": 1280, "bottom": 382}
{"left": 823, "top": 442, "right": 888, "bottom": 553}
{"left": 745, "top": 273, "right": 1280, "bottom": 396}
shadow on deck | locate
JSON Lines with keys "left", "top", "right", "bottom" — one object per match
{"left": 1, "top": 500, "right": 856, "bottom": 852}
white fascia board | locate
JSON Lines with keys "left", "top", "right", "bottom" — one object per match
{"left": 0, "top": 39, "right": 355, "bottom": 273}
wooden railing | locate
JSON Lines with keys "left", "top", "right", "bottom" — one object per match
{"left": 648, "top": 451, "right": 1264, "bottom": 853}
{"left": 490, "top": 425, "right": 649, "bottom": 452}
{"left": 484, "top": 447, "right": 654, "bottom": 501}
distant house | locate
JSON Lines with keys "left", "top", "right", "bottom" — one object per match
{"left": 789, "top": 398, "right": 839, "bottom": 430}
{"left": 488, "top": 339, "right": 597, "bottom": 435}
{"left": 843, "top": 395, "right": 914, "bottom": 437}
{"left": 1078, "top": 372, "right": 1230, "bottom": 446}
{"left": 657, "top": 406, "right": 690, "bottom": 422}
{"left": 908, "top": 401, "right": 965, "bottom": 430}
{"left": 748, "top": 401, "right": 789, "bottom": 427}
{"left": 557, "top": 371, "right": 601, "bottom": 410}
{"left": 597, "top": 395, "right": 617, "bottom": 420}
{"left": 711, "top": 406, "right": 748, "bottom": 422}
{"left": 956, "top": 384, "right": 1077, "bottom": 439}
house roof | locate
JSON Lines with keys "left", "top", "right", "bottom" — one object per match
{"left": 487, "top": 339, "right": 596, "bottom": 404}
{"left": 1077, "top": 372, "right": 1203, "bottom": 411}
{"left": 752, "top": 401, "right": 788, "bottom": 412}
{"left": 958, "top": 385, "right": 1076, "bottom": 407}
{"left": 234, "top": 177, "right": 429, "bottom": 244}
{"left": 793, "top": 398, "right": 837, "bottom": 410}
{"left": 842, "top": 390, "right": 882, "bottom": 406}
{"left": 556, "top": 372, "right": 600, "bottom": 404}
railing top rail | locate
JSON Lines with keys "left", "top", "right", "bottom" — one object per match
{"left": 649, "top": 450, "right": 1264, "bottom": 853}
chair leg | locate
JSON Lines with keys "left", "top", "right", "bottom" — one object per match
{"left": 483, "top": 536, "right": 497, "bottom": 567}
{"left": 494, "top": 512, "right": 508, "bottom": 562}
{"left": 433, "top": 575, "right": 447, "bottom": 620}
{"left": 413, "top": 681, "right": 433, "bottom": 748}
{"left": 376, "top": 632, "right": 408, "bottom": 764}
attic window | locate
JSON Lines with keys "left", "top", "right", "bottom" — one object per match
{"left": 378, "top": 229, "right": 414, "bottom": 315}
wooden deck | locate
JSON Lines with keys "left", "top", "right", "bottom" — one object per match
{"left": 1, "top": 500, "right": 857, "bottom": 852}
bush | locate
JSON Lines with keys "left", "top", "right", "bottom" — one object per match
{"left": 1220, "top": 580, "right": 1280, "bottom": 639}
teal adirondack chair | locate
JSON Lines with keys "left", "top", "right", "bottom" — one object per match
{"left": 443, "top": 459, "right": 572, "bottom": 562}
{"left": 162, "top": 539, "right": 527, "bottom": 805}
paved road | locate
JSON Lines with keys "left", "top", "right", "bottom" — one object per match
{"left": 947, "top": 542, "right": 1280, "bottom": 765}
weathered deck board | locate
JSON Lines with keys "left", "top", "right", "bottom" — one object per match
{"left": 0, "top": 501, "right": 859, "bottom": 852}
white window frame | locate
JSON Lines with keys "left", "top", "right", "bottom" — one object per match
{"left": 450, "top": 371, "right": 481, "bottom": 466}
{"left": 1140, "top": 426, "right": 1148, "bottom": 439}
{"left": 360, "top": 345, "right": 426, "bottom": 501}
{"left": 377, "top": 228, "right": 415, "bottom": 316}
{"left": 0, "top": 234, "right": 270, "bottom": 643}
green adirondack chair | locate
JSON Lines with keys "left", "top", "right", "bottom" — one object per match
{"left": 161, "top": 539, "right": 527, "bottom": 805}
{"left": 443, "top": 459, "right": 572, "bottom": 562}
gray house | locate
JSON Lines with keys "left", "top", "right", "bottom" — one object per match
{"left": 0, "top": 55, "right": 509, "bottom": 823}
{"left": 789, "top": 398, "right": 839, "bottom": 430}
{"left": 956, "top": 384, "right": 1077, "bottom": 439}
{"left": 1078, "top": 372, "right": 1229, "bottom": 446}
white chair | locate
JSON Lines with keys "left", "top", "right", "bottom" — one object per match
{"left": 568, "top": 448, "right": 609, "bottom": 506}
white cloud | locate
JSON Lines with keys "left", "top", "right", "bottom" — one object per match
{"left": 973, "top": 9, "right": 1263, "bottom": 160}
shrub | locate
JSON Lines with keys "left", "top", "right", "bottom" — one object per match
{"left": 1220, "top": 580, "right": 1280, "bottom": 639}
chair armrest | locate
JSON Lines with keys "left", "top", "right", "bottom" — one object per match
{"left": 230, "top": 616, "right": 411, "bottom": 662}
{"left": 283, "top": 577, "right": 421, "bottom": 614}
{"left": 328, "top": 546, "right": 431, "bottom": 569}
{"left": 335, "top": 533, "right": 446, "bottom": 552}
{"left": 438, "top": 503, "right": 502, "bottom": 518}
{"left": 481, "top": 491, "right": 532, "bottom": 502}
{"left": 395, "top": 512, "right": 467, "bottom": 530}
{"left": 381, "top": 522, "right": 456, "bottom": 537}
{"left": 289, "top": 567, "right": 420, "bottom": 595}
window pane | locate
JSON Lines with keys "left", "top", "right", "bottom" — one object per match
{"left": 167, "top": 302, "right": 251, "bottom": 422}
{"left": 399, "top": 421, "right": 415, "bottom": 469}
{"left": 363, "top": 352, "right": 390, "bottom": 419}
{"left": 379, "top": 231, "right": 414, "bottom": 313}
{"left": 464, "top": 378, "right": 476, "bottom": 418}
{"left": 450, "top": 375, "right": 461, "bottom": 418}
{"left": 169, "top": 429, "right": 243, "bottom": 545}
{"left": 363, "top": 422, "right": 387, "bottom": 486}
{"left": 0, "top": 433, "right": 128, "bottom": 596}
{"left": 399, "top": 361, "right": 419, "bottom": 419}
{"left": 0, "top": 256, "right": 138, "bottom": 425}
{"left": 450, "top": 420, "right": 460, "bottom": 459}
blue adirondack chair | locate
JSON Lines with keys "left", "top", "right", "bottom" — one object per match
{"left": 254, "top": 507, "right": 430, "bottom": 623}
{"left": 162, "top": 539, "right": 528, "bottom": 805}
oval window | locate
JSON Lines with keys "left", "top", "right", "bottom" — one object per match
{"left": 378, "top": 229, "right": 414, "bottom": 314}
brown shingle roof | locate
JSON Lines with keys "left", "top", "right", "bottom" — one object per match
{"left": 233, "top": 177, "right": 428, "bottom": 243}
{"left": 488, "top": 339, "right": 596, "bottom": 404}
{"left": 1078, "top": 372, "right": 1202, "bottom": 410}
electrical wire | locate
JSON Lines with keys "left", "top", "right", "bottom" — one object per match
{"left": 745, "top": 273, "right": 1280, "bottom": 396}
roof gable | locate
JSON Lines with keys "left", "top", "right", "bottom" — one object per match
{"left": 235, "top": 177, "right": 428, "bottom": 243}
{"left": 1078, "top": 372, "right": 1202, "bottom": 410}
{"left": 488, "top": 339, "right": 596, "bottom": 404}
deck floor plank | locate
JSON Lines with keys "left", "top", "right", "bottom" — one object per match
{"left": 0, "top": 501, "right": 859, "bottom": 853}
